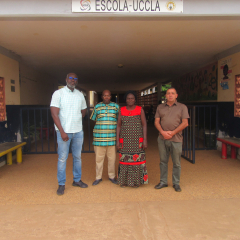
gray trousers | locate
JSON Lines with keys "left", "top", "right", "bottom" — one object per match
{"left": 157, "top": 137, "right": 182, "bottom": 185}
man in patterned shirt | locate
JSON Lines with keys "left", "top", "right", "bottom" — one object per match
{"left": 50, "top": 73, "right": 88, "bottom": 196}
{"left": 90, "top": 90, "right": 119, "bottom": 186}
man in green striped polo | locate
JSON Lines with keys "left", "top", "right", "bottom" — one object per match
{"left": 90, "top": 90, "right": 119, "bottom": 186}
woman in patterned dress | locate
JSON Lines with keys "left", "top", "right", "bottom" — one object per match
{"left": 116, "top": 91, "right": 148, "bottom": 187}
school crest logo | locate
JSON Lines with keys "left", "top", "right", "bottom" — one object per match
{"left": 166, "top": 1, "right": 176, "bottom": 11}
{"left": 80, "top": 0, "right": 91, "bottom": 11}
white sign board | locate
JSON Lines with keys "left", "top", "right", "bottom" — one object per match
{"left": 72, "top": 0, "right": 183, "bottom": 13}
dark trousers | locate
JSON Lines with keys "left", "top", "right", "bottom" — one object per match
{"left": 157, "top": 137, "right": 182, "bottom": 185}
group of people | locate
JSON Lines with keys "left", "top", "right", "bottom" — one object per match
{"left": 50, "top": 73, "right": 189, "bottom": 196}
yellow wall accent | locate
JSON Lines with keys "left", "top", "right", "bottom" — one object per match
{"left": 20, "top": 63, "right": 58, "bottom": 105}
{"left": 218, "top": 52, "right": 240, "bottom": 102}
{"left": 0, "top": 54, "right": 20, "bottom": 105}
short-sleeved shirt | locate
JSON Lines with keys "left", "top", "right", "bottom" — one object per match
{"left": 155, "top": 101, "right": 189, "bottom": 142}
{"left": 50, "top": 86, "right": 87, "bottom": 133}
{"left": 90, "top": 102, "right": 119, "bottom": 146}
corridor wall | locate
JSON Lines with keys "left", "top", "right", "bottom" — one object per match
{"left": 0, "top": 53, "right": 20, "bottom": 105}
{"left": 218, "top": 51, "right": 240, "bottom": 102}
{"left": 20, "top": 63, "right": 58, "bottom": 105}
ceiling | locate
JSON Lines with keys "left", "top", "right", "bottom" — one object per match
{"left": 0, "top": 18, "right": 240, "bottom": 92}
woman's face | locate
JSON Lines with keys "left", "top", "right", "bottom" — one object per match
{"left": 126, "top": 93, "right": 135, "bottom": 106}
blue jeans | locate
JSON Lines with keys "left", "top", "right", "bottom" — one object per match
{"left": 57, "top": 131, "right": 83, "bottom": 185}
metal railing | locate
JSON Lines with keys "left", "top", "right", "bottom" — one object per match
{"left": 194, "top": 105, "right": 218, "bottom": 150}
{"left": 20, "top": 106, "right": 94, "bottom": 154}
{"left": 182, "top": 105, "right": 218, "bottom": 164}
{"left": 182, "top": 106, "right": 195, "bottom": 163}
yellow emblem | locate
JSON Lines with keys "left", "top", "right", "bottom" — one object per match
{"left": 166, "top": 1, "right": 176, "bottom": 11}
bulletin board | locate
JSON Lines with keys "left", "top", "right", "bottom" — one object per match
{"left": 234, "top": 74, "right": 240, "bottom": 117}
{"left": 0, "top": 77, "right": 6, "bottom": 122}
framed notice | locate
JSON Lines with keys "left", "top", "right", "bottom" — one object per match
{"left": 234, "top": 74, "right": 240, "bottom": 117}
{"left": 0, "top": 77, "right": 6, "bottom": 122}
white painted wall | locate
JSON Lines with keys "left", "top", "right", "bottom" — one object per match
{"left": 218, "top": 52, "right": 240, "bottom": 102}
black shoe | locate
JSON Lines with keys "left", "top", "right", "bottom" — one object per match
{"left": 154, "top": 183, "right": 168, "bottom": 189}
{"left": 173, "top": 184, "right": 182, "bottom": 192}
{"left": 57, "top": 185, "right": 65, "bottom": 195}
{"left": 72, "top": 180, "right": 88, "bottom": 188}
{"left": 109, "top": 178, "right": 118, "bottom": 184}
{"left": 92, "top": 179, "right": 102, "bottom": 186}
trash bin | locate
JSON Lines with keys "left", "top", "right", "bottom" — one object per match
{"left": 204, "top": 130, "right": 216, "bottom": 148}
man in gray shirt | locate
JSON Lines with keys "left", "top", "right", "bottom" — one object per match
{"left": 154, "top": 88, "right": 189, "bottom": 192}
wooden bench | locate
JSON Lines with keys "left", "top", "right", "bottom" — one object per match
{"left": 0, "top": 142, "right": 26, "bottom": 165}
{"left": 217, "top": 138, "right": 240, "bottom": 159}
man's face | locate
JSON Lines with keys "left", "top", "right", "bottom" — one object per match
{"left": 102, "top": 91, "right": 111, "bottom": 104}
{"left": 166, "top": 89, "right": 178, "bottom": 102}
{"left": 66, "top": 73, "right": 78, "bottom": 89}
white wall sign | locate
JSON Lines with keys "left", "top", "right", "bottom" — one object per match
{"left": 72, "top": 0, "right": 183, "bottom": 13}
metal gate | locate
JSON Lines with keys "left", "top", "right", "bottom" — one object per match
{"left": 182, "top": 105, "right": 218, "bottom": 164}
{"left": 20, "top": 106, "right": 94, "bottom": 154}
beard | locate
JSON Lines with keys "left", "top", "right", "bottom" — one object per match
{"left": 67, "top": 82, "right": 76, "bottom": 89}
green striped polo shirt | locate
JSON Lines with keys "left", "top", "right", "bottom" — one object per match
{"left": 90, "top": 102, "right": 119, "bottom": 146}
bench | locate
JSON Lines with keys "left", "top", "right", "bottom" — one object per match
{"left": 217, "top": 138, "right": 240, "bottom": 159}
{"left": 0, "top": 142, "right": 26, "bottom": 165}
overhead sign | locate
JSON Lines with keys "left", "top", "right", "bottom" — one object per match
{"left": 72, "top": 0, "right": 183, "bottom": 13}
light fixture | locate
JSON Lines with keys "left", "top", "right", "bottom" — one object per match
{"left": 118, "top": 64, "right": 124, "bottom": 68}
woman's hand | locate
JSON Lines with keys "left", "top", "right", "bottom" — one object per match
{"left": 143, "top": 139, "right": 147, "bottom": 150}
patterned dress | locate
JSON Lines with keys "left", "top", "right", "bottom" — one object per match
{"left": 118, "top": 106, "right": 148, "bottom": 187}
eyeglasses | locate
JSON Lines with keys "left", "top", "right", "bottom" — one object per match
{"left": 68, "top": 77, "right": 78, "bottom": 80}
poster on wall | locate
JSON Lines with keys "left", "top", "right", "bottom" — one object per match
{"left": 0, "top": 77, "right": 6, "bottom": 122}
{"left": 220, "top": 58, "right": 232, "bottom": 88}
{"left": 234, "top": 74, "right": 240, "bottom": 117}
{"left": 175, "top": 62, "right": 218, "bottom": 101}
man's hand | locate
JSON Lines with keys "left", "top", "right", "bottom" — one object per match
{"left": 116, "top": 140, "right": 120, "bottom": 150}
{"left": 61, "top": 131, "right": 69, "bottom": 142}
{"left": 161, "top": 131, "right": 173, "bottom": 140}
